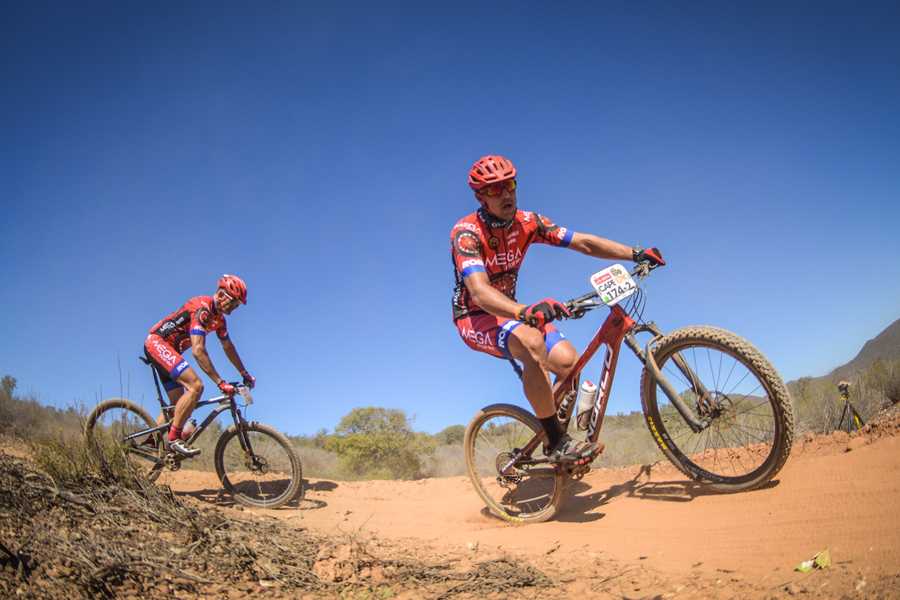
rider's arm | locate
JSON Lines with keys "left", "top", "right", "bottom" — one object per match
{"left": 567, "top": 233, "right": 633, "bottom": 261}
{"left": 220, "top": 338, "right": 248, "bottom": 374}
{"left": 190, "top": 334, "right": 226, "bottom": 385}
{"left": 464, "top": 271, "right": 527, "bottom": 319}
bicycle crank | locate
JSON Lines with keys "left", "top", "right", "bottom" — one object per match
{"left": 164, "top": 453, "right": 182, "bottom": 471}
{"left": 495, "top": 451, "right": 523, "bottom": 487}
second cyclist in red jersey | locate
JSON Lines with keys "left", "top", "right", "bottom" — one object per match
{"left": 144, "top": 274, "right": 255, "bottom": 457}
{"left": 450, "top": 155, "right": 665, "bottom": 464}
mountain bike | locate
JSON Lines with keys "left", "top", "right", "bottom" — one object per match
{"left": 85, "top": 357, "right": 303, "bottom": 509}
{"left": 464, "top": 262, "right": 795, "bottom": 523}
{"left": 835, "top": 381, "right": 864, "bottom": 433}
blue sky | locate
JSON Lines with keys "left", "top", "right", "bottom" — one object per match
{"left": 2, "top": 2, "right": 898, "bottom": 436}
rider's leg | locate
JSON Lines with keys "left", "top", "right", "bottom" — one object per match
{"left": 507, "top": 325, "right": 555, "bottom": 419}
{"left": 546, "top": 338, "right": 578, "bottom": 381}
{"left": 508, "top": 328, "right": 599, "bottom": 463}
{"left": 170, "top": 367, "right": 203, "bottom": 437}
{"left": 156, "top": 387, "right": 183, "bottom": 426}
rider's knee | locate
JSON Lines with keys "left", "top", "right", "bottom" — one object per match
{"left": 552, "top": 344, "right": 578, "bottom": 372}
{"left": 183, "top": 378, "right": 203, "bottom": 398}
{"left": 513, "top": 328, "right": 548, "bottom": 366}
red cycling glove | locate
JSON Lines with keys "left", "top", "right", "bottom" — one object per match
{"left": 516, "top": 298, "right": 571, "bottom": 328}
{"left": 240, "top": 371, "right": 256, "bottom": 389}
{"left": 217, "top": 380, "right": 236, "bottom": 396}
{"left": 632, "top": 246, "right": 666, "bottom": 267}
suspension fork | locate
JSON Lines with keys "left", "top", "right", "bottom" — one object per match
{"left": 624, "top": 324, "right": 708, "bottom": 433}
{"left": 229, "top": 399, "right": 259, "bottom": 457}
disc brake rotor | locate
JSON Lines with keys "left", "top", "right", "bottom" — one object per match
{"left": 245, "top": 454, "right": 269, "bottom": 474}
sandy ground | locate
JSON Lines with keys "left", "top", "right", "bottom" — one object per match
{"left": 161, "top": 418, "right": 900, "bottom": 598}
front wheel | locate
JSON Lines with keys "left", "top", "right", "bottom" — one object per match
{"left": 464, "top": 403, "right": 565, "bottom": 524}
{"left": 214, "top": 422, "right": 303, "bottom": 509}
{"left": 640, "top": 326, "right": 794, "bottom": 492}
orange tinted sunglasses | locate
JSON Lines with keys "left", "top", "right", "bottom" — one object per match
{"left": 478, "top": 179, "right": 517, "bottom": 197}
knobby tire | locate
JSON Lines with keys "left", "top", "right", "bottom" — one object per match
{"left": 640, "top": 326, "right": 794, "bottom": 492}
{"left": 464, "top": 403, "right": 565, "bottom": 524}
{"left": 84, "top": 398, "right": 164, "bottom": 483}
{"left": 213, "top": 422, "right": 304, "bottom": 509}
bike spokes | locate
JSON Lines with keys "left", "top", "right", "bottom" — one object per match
{"left": 217, "top": 426, "right": 299, "bottom": 507}
{"left": 87, "top": 403, "right": 163, "bottom": 481}
{"left": 468, "top": 412, "right": 559, "bottom": 520}
{"left": 656, "top": 344, "right": 780, "bottom": 480}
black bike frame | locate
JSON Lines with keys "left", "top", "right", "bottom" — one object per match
{"left": 127, "top": 357, "right": 258, "bottom": 460}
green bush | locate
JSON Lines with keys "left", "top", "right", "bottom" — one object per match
{"left": 325, "top": 407, "right": 435, "bottom": 479}
{"left": 434, "top": 424, "right": 465, "bottom": 446}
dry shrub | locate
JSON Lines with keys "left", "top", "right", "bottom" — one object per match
{"left": 422, "top": 444, "right": 466, "bottom": 478}
{"left": 295, "top": 445, "right": 342, "bottom": 479}
{"left": 0, "top": 438, "right": 553, "bottom": 599}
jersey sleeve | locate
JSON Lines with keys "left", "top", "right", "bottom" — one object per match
{"left": 450, "top": 221, "right": 486, "bottom": 278}
{"left": 190, "top": 304, "right": 214, "bottom": 336}
{"left": 532, "top": 212, "right": 574, "bottom": 247}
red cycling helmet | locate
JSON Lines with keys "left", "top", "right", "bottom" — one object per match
{"left": 468, "top": 155, "right": 517, "bottom": 191}
{"left": 217, "top": 274, "right": 247, "bottom": 304}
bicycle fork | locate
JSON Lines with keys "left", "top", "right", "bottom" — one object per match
{"left": 623, "top": 324, "right": 709, "bottom": 433}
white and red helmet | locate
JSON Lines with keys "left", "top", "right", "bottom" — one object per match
{"left": 217, "top": 274, "right": 247, "bottom": 304}
{"left": 468, "top": 155, "right": 517, "bottom": 191}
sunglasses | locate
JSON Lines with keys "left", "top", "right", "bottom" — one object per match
{"left": 218, "top": 290, "right": 238, "bottom": 305}
{"left": 478, "top": 179, "right": 517, "bottom": 198}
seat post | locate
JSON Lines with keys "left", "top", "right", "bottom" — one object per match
{"left": 140, "top": 356, "right": 166, "bottom": 407}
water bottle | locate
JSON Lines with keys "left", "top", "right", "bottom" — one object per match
{"left": 182, "top": 418, "right": 197, "bottom": 440}
{"left": 575, "top": 380, "right": 598, "bottom": 431}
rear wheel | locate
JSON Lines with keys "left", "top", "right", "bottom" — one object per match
{"left": 464, "top": 403, "right": 565, "bottom": 523}
{"left": 214, "top": 422, "right": 303, "bottom": 509}
{"left": 84, "top": 398, "right": 163, "bottom": 482}
{"left": 640, "top": 326, "right": 794, "bottom": 492}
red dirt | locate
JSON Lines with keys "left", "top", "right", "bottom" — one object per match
{"left": 161, "top": 413, "right": 900, "bottom": 598}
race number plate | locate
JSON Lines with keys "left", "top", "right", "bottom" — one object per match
{"left": 590, "top": 264, "right": 638, "bottom": 306}
{"left": 238, "top": 387, "right": 254, "bottom": 406}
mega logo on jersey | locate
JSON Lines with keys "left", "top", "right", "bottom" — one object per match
{"left": 486, "top": 247, "right": 523, "bottom": 269}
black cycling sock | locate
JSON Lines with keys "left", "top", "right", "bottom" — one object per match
{"left": 539, "top": 416, "right": 563, "bottom": 449}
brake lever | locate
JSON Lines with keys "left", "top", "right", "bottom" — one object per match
{"left": 632, "top": 262, "right": 651, "bottom": 279}
{"left": 564, "top": 299, "right": 597, "bottom": 319}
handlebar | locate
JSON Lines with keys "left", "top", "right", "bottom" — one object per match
{"left": 217, "top": 381, "right": 253, "bottom": 400}
{"left": 563, "top": 261, "right": 661, "bottom": 319}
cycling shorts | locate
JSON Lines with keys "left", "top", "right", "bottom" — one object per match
{"left": 144, "top": 334, "right": 190, "bottom": 391}
{"left": 455, "top": 311, "right": 565, "bottom": 360}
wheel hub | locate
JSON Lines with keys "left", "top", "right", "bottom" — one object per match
{"left": 245, "top": 454, "right": 269, "bottom": 474}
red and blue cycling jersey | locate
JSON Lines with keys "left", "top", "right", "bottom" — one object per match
{"left": 450, "top": 208, "right": 574, "bottom": 320}
{"left": 450, "top": 208, "right": 573, "bottom": 360}
{"left": 144, "top": 296, "right": 228, "bottom": 383}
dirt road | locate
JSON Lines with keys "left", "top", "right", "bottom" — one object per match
{"left": 166, "top": 415, "right": 900, "bottom": 597}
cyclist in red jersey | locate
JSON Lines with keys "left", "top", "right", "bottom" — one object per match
{"left": 144, "top": 274, "right": 255, "bottom": 456}
{"left": 451, "top": 155, "right": 665, "bottom": 464}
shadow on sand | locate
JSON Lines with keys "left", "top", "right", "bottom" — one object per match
{"left": 173, "top": 477, "right": 341, "bottom": 511}
{"left": 555, "top": 463, "right": 780, "bottom": 523}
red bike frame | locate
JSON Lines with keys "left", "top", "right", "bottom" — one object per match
{"left": 552, "top": 304, "right": 635, "bottom": 442}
